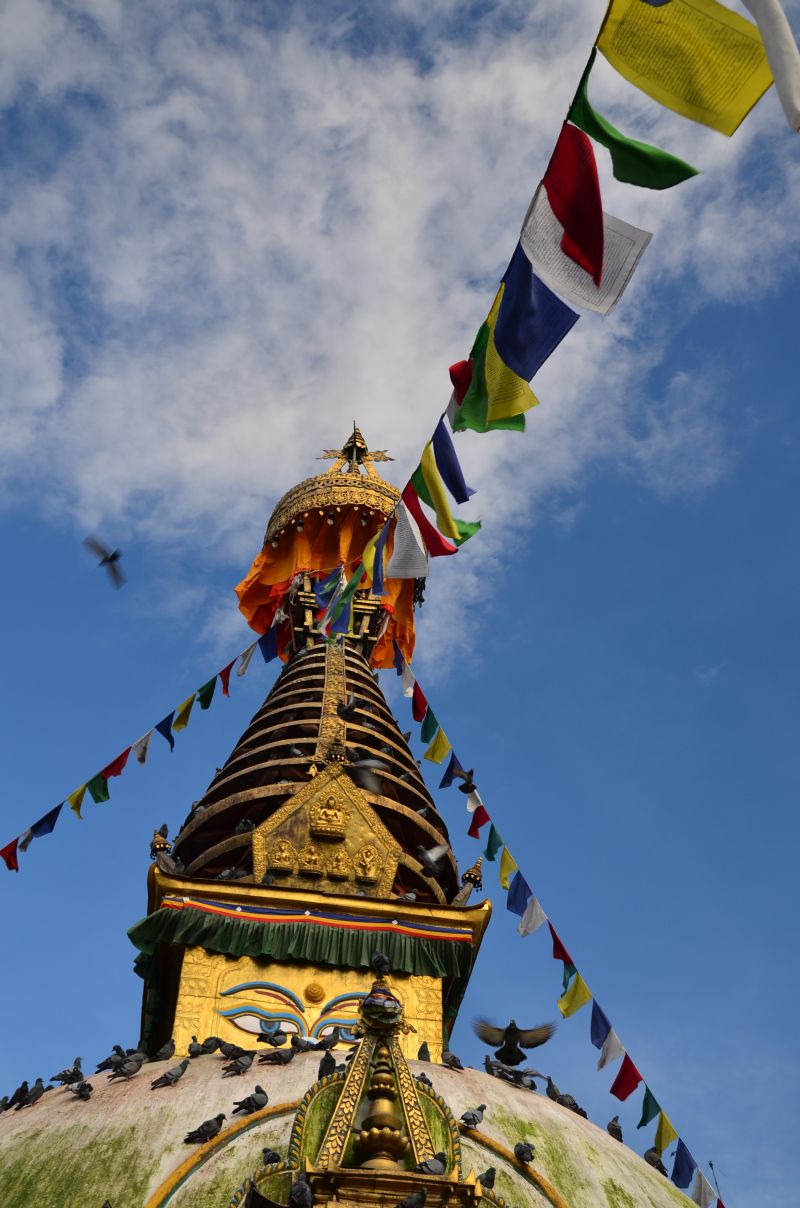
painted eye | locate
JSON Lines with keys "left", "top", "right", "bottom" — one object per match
{"left": 218, "top": 1006, "right": 304, "bottom": 1036}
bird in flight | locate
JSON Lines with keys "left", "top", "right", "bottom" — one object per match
{"left": 473, "top": 1018, "right": 556, "bottom": 1067}
{"left": 84, "top": 536, "right": 125, "bottom": 587}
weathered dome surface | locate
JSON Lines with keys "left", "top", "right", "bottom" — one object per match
{"left": 0, "top": 1056, "right": 692, "bottom": 1208}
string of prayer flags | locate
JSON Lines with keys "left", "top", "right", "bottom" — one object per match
{"left": 467, "top": 799, "right": 491, "bottom": 838}
{"left": 1, "top": 838, "right": 19, "bottom": 872}
{"left": 596, "top": 0, "right": 773, "bottom": 137}
{"left": 412, "top": 681, "right": 428, "bottom": 722}
{"left": 542, "top": 122, "right": 604, "bottom": 284}
{"left": 690, "top": 1169, "right": 716, "bottom": 1207}
{"left": 86, "top": 773, "right": 110, "bottom": 804}
{"left": 610, "top": 1053, "right": 643, "bottom": 1100}
{"left": 569, "top": 50, "right": 699, "bottom": 189}
{"left": 518, "top": 892, "right": 548, "bottom": 936}
{"left": 386, "top": 503, "right": 429, "bottom": 580}
{"left": 18, "top": 804, "right": 62, "bottom": 853}
{"left": 743, "top": 0, "right": 800, "bottom": 131}
{"left": 132, "top": 731, "right": 152, "bottom": 764}
{"left": 637, "top": 1086, "right": 661, "bottom": 1130}
{"left": 401, "top": 483, "right": 458, "bottom": 557}
{"left": 439, "top": 750, "right": 464, "bottom": 787}
{"left": 155, "top": 713, "right": 176, "bottom": 751}
{"left": 506, "top": 869, "right": 533, "bottom": 915}
{"left": 68, "top": 784, "right": 87, "bottom": 819}
{"left": 431, "top": 418, "right": 475, "bottom": 503}
{"left": 420, "top": 707, "right": 439, "bottom": 744}
{"left": 483, "top": 824, "right": 503, "bottom": 861}
{"left": 655, "top": 1111, "right": 678, "bottom": 1156}
{"left": 671, "top": 1139, "right": 698, "bottom": 1189}
{"left": 424, "top": 728, "right": 451, "bottom": 764}
{"left": 494, "top": 243, "right": 579, "bottom": 381}
{"left": 172, "top": 695, "right": 195, "bottom": 733}
{"left": 449, "top": 287, "right": 539, "bottom": 434}
{"left": 498, "top": 846, "right": 518, "bottom": 888}
{"left": 557, "top": 972, "right": 592, "bottom": 1018}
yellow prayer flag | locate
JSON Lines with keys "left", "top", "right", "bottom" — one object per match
{"left": 654, "top": 1111, "right": 678, "bottom": 1154}
{"left": 420, "top": 442, "right": 461, "bottom": 540}
{"left": 68, "top": 784, "right": 87, "bottom": 820}
{"left": 484, "top": 330, "right": 540, "bottom": 423}
{"left": 597, "top": 0, "right": 773, "bottom": 136}
{"left": 499, "top": 847, "right": 518, "bottom": 889}
{"left": 557, "top": 973, "right": 592, "bottom": 1018}
{"left": 172, "top": 694, "right": 196, "bottom": 732}
{"left": 361, "top": 531, "right": 379, "bottom": 580}
{"left": 424, "top": 728, "right": 452, "bottom": 764}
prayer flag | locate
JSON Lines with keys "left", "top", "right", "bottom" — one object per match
{"left": 569, "top": 50, "right": 699, "bottom": 188}
{"left": 219, "top": 660, "right": 235, "bottom": 697}
{"left": 499, "top": 846, "right": 518, "bottom": 889}
{"left": 742, "top": 0, "right": 800, "bottom": 131}
{"left": 558, "top": 972, "right": 592, "bottom": 1018}
{"left": 467, "top": 802, "right": 491, "bottom": 838}
{"left": 548, "top": 921, "right": 573, "bottom": 966}
{"left": 637, "top": 1086, "right": 661, "bottom": 1129}
{"left": 451, "top": 294, "right": 538, "bottom": 434}
{"left": 591, "top": 1000, "right": 612, "bottom": 1050}
{"left": 413, "top": 444, "right": 461, "bottom": 541}
{"left": 401, "top": 664, "right": 416, "bottom": 698}
{"left": 172, "top": 695, "right": 196, "bottom": 733}
{"left": 420, "top": 707, "right": 439, "bottom": 743}
{"left": 386, "top": 503, "right": 429, "bottom": 579}
{"left": 197, "top": 678, "right": 216, "bottom": 710}
{"left": 671, "top": 1139, "right": 697, "bottom": 1189}
{"left": 1, "top": 838, "right": 19, "bottom": 872}
{"left": 542, "top": 122, "right": 604, "bottom": 283}
{"left": 518, "top": 893, "right": 547, "bottom": 936}
{"left": 506, "top": 869, "right": 533, "bottom": 916}
{"left": 87, "top": 773, "right": 110, "bottom": 804}
{"left": 368, "top": 522, "right": 391, "bottom": 596}
{"left": 562, "top": 961, "right": 577, "bottom": 993}
{"left": 68, "top": 785, "right": 87, "bottom": 819}
{"left": 17, "top": 829, "right": 33, "bottom": 854}
{"left": 597, "top": 1028, "right": 625, "bottom": 1070}
{"left": 237, "top": 642, "right": 257, "bottom": 676}
{"left": 440, "top": 751, "right": 463, "bottom": 788}
{"left": 156, "top": 713, "right": 176, "bottom": 751}
{"left": 450, "top": 359, "right": 473, "bottom": 402}
{"left": 132, "top": 731, "right": 153, "bottom": 764}
{"left": 401, "top": 483, "right": 458, "bottom": 557}
{"left": 431, "top": 418, "right": 475, "bottom": 504}
{"left": 258, "top": 628, "right": 279, "bottom": 662}
{"left": 393, "top": 640, "right": 404, "bottom": 675}
{"left": 424, "top": 728, "right": 451, "bottom": 764}
{"left": 314, "top": 567, "right": 343, "bottom": 610}
{"left": 655, "top": 1111, "right": 678, "bottom": 1155}
{"left": 495, "top": 243, "right": 579, "bottom": 380}
{"left": 690, "top": 1170, "right": 716, "bottom": 1207}
{"left": 610, "top": 1053, "right": 642, "bottom": 1101}
{"left": 30, "top": 804, "right": 63, "bottom": 840}
{"left": 412, "top": 681, "right": 428, "bottom": 722}
{"left": 483, "top": 824, "right": 503, "bottom": 861}
{"left": 101, "top": 747, "right": 131, "bottom": 778}
{"left": 597, "top": 0, "right": 773, "bottom": 136}
{"left": 521, "top": 184, "right": 651, "bottom": 315}
{"left": 465, "top": 790, "right": 482, "bottom": 813}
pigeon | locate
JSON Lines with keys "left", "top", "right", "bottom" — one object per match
{"left": 313, "top": 1028, "right": 341, "bottom": 1051}
{"left": 417, "top": 1042, "right": 431, "bottom": 1061}
{"left": 187, "top": 1036, "right": 203, "bottom": 1059}
{"left": 235, "top": 818, "right": 256, "bottom": 833}
{"left": 5, "top": 1081, "right": 28, "bottom": 1110}
{"left": 318, "top": 1051, "right": 336, "bottom": 1079}
{"left": 16, "top": 1078, "right": 45, "bottom": 1109}
{"left": 68, "top": 1081, "right": 93, "bottom": 1101}
{"left": 150, "top": 1059, "right": 189, "bottom": 1089}
{"left": 184, "top": 1113, "right": 226, "bottom": 1144}
{"left": 416, "top": 843, "right": 449, "bottom": 877}
{"left": 96, "top": 1046, "right": 127, "bottom": 1072}
{"left": 233, "top": 1085, "right": 269, "bottom": 1115}
{"left": 258, "top": 1047, "right": 295, "bottom": 1066}
{"left": 514, "top": 1142, "right": 535, "bottom": 1164}
{"left": 200, "top": 1036, "right": 222, "bottom": 1054}
{"left": 288, "top": 746, "right": 305, "bottom": 758}
{"left": 0, "top": 1097, "right": 7, "bottom": 1111}
{"left": 219, "top": 1042, "right": 247, "bottom": 1059}
{"left": 337, "top": 693, "right": 370, "bottom": 721}
{"left": 290, "top": 1035, "right": 318, "bottom": 1054}
{"left": 289, "top": 1172, "right": 314, "bottom": 1208}
{"left": 415, "top": 1071, "right": 433, "bottom": 1088}
{"left": 262, "top": 1148, "right": 282, "bottom": 1165}
{"left": 396, "top": 1190, "right": 427, "bottom": 1208}
{"left": 607, "top": 1116, "right": 623, "bottom": 1143}
{"left": 222, "top": 1053, "right": 255, "bottom": 1077}
{"left": 451, "top": 767, "right": 477, "bottom": 795}
{"left": 477, "top": 1168, "right": 496, "bottom": 1190}
{"left": 216, "top": 867, "right": 247, "bottom": 881}
{"left": 460, "top": 1104, "right": 486, "bottom": 1129}
{"left": 644, "top": 1147, "right": 668, "bottom": 1175}
{"left": 108, "top": 1057, "right": 143, "bottom": 1082}
{"left": 412, "top": 1152, "right": 447, "bottom": 1175}
{"left": 545, "top": 1076, "right": 561, "bottom": 1102}
{"left": 126, "top": 1049, "right": 148, "bottom": 1063}
{"left": 256, "top": 1029, "right": 288, "bottom": 1047}
{"left": 473, "top": 1019, "right": 556, "bottom": 1067}
{"left": 441, "top": 1051, "right": 463, "bottom": 1071}
{"left": 51, "top": 1057, "right": 82, "bottom": 1085}
{"left": 557, "top": 1092, "right": 587, "bottom": 1118}
{"left": 84, "top": 536, "right": 125, "bottom": 587}
{"left": 396, "top": 891, "right": 418, "bottom": 901}
{"left": 371, "top": 952, "right": 391, "bottom": 978}
{"left": 150, "top": 1039, "right": 175, "bottom": 1063}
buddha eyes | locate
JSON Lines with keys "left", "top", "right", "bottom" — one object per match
{"left": 219, "top": 1007, "right": 303, "bottom": 1036}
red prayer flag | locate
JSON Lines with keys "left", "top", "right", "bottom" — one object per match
{"left": 219, "top": 660, "right": 235, "bottom": 697}
{"left": 1, "top": 838, "right": 19, "bottom": 872}
{"left": 412, "top": 681, "right": 428, "bottom": 723}
{"left": 101, "top": 747, "right": 131, "bottom": 779}
{"left": 449, "top": 358, "right": 473, "bottom": 404}
{"left": 548, "top": 921, "right": 573, "bottom": 965}
{"left": 401, "top": 483, "right": 458, "bottom": 558}
{"left": 609, "top": 1053, "right": 642, "bottom": 1101}
{"left": 467, "top": 803, "right": 491, "bottom": 838}
{"left": 542, "top": 122, "right": 604, "bottom": 286}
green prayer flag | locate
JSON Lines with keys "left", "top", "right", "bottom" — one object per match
{"left": 411, "top": 467, "right": 480, "bottom": 546}
{"left": 568, "top": 50, "right": 699, "bottom": 190}
{"left": 452, "top": 323, "right": 526, "bottom": 435}
{"left": 87, "top": 773, "right": 110, "bottom": 804}
{"left": 637, "top": 1086, "right": 661, "bottom": 1129}
{"left": 420, "top": 708, "right": 438, "bottom": 743}
{"left": 453, "top": 519, "right": 481, "bottom": 545}
{"left": 483, "top": 824, "right": 503, "bottom": 861}
{"left": 562, "top": 961, "right": 577, "bottom": 993}
{"left": 197, "top": 677, "right": 217, "bottom": 710}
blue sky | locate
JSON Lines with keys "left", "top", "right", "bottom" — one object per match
{"left": 0, "top": 0, "right": 798, "bottom": 1203}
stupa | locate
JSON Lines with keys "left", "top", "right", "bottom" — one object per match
{"left": 0, "top": 430, "right": 693, "bottom": 1208}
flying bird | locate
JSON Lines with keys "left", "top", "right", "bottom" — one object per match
{"left": 607, "top": 1116, "right": 623, "bottom": 1143}
{"left": 514, "top": 1142, "right": 535, "bottom": 1165}
{"left": 337, "top": 693, "right": 370, "bottom": 722}
{"left": 183, "top": 1113, "right": 226, "bottom": 1145}
{"left": 412, "top": 1152, "right": 447, "bottom": 1175}
{"left": 84, "top": 536, "right": 125, "bottom": 588}
{"left": 150, "top": 1059, "right": 189, "bottom": 1089}
{"left": 460, "top": 1104, "right": 486, "bottom": 1129}
{"left": 451, "top": 767, "right": 476, "bottom": 794}
{"left": 416, "top": 843, "right": 449, "bottom": 877}
{"left": 232, "top": 1085, "right": 269, "bottom": 1115}
{"left": 473, "top": 1019, "right": 556, "bottom": 1067}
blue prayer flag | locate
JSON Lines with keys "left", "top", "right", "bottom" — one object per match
{"left": 431, "top": 418, "right": 475, "bottom": 505}
{"left": 328, "top": 600, "right": 352, "bottom": 636}
{"left": 439, "top": 751, "right": 463, "bottom": 788}
{"left": 30, "top": 804, "right": 63, "bottom": 838}
{"left": 590, "top": 1000, "right": 612, "bottom": 1050}
{"left": 258, "top": 628, "right": 279, "bottom": 662}
{"left": 372, "top": 521, "right": 390, "bottom": 597}
{"left": 670, "top": 1140, "right": 697, "bottom": 1189}
{"left": 314, "top": 567, "right": 342, "bottom": 610}
{"left": 393, "top": 640, "right": 404, "bottom": 675}
{"left": 495, "top": 243, "right": 579, "bottom": 381}
{"left": 155, "top": 713, "right": 176, "bottom": 751}
{"left": 507, "top": 869, "right": 533, "bottom": 917}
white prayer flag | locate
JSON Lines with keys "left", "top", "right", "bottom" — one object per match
{"left": 690, "top": 1169, "right": 716, "bottom": 1207}
{"left": 17, "top": 829, "right": 33, "bottom": 853}
{"left": 742, "top": 0, "right": 800, "bottom": 131}
{"left": 521, "top": 185, "right": 651, "bottom": 315}
{"left": 132, "top": 731, "right": 152, "bottom": 766}
{"left": 386, "top": 502, "right": 428, "bottom": 579}
{"left": 237, "top": 643, "right": 257, "bottom": 677}
{"left": 518, "top": 894, "right": 548, "bottom": 937}
{"left": 465, "top": 790, "right": 483, "bottom": 814}
{"left": 597, "top": 1028, "right": 625, "bottom": 1070}
{"left": 401, "top": 664, "right": 416, "bottom": 698}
